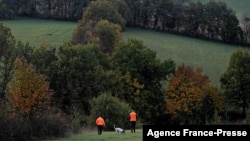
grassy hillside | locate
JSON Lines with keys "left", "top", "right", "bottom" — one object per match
{"left": 1, "top": 18, "right": 247, "bottom": 86}
{"left": 122, "top": 28, "right": 245, "bottom": 87}
{"left": 0, "top": 17, "right": 76, "bottom": 47}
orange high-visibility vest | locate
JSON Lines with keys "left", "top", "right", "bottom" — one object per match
{"left": 130, "top": 111, "right": 137, "bottom": 121}
{"left": 96, "top": 117, "right": 105, "bottom": 126}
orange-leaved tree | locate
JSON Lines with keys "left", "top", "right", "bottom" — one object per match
{"left": 6, "top": 57, "right": 53, "bottom": 117}
{"left": 165, "top": 64, "right": 223, "bottom": 124}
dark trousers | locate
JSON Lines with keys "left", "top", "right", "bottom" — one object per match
{"left": 130, "top": 121, "right": 136, "bottom": 133}
{"left": 97, "top": 125, "right": 104, "bottom": 135}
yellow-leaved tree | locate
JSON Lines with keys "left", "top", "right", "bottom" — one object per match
{"left": 165, "top": 64, "right": 224, "bottom": 124}
{"left": 6, "top": 57, "right": 53, "bottom": 117}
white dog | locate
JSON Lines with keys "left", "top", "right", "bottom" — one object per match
{"left": 114, "top": 125, "right": 125, "bottom": 134}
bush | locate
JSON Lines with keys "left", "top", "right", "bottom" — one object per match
{"left": 71, "top": 108, "right": 86, "bottom": 133}
{"left": 0, "top": 116, "right": 32, "bottom": 141}
{"left": 0, "top": 101, "right": 30, "bottom": 141}
{"left": 31, "top": 110, "right": 72, "bottom": 139}
{"left": 89, "top": 92, "right": 131, "bottom": 130}
{"left": 0, "top": 108, "right": 72, "bottom": 141}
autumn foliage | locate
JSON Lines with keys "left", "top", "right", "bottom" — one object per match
{"left": 6, "top": 57, "right": 53, "bottom": 117}
{"left": 165, "top": 64, "right": 223, "bottom": 124}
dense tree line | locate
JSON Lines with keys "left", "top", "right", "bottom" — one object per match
{"left": 0, "top": 0, "right": 91, "bottom": 20}
{"left": 0, "top": 0, "right": 250, "bottom": 45}
{"left": 125, "top": 0, "right": 246, "bottom": 45}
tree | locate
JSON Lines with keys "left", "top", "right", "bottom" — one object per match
{"left": 72, "top": 19, "right": 122, "bottom": 56}
{"left": 0, "top": 0, "right": 16, "bottom": 19}
{"left": 89, "top": 92, "right": 131, "bottom": 130}
{"left": 51, "top": 42, "right": 110, "bottom": 114}
{"left": 6, "top": 57, "right": 53, "bottom": 117}
{"left": 31, "top": 41, "right": 57, "bottom": 79}
{"left": 124, "top": 0, "right": 142, "bottom": 26}
{"left": 0, "top": 23, "right": 15, "bottom": 56}
{"left": 0, "top": 23, "right": 16, "bottom": 98}
{"left": 204, "top": 1, "right": 243, "bottom": 42}
{"left": 220, "top": 49, "right": 250, "bottom": 117}
{"left": 111, "top": 38, "right": 175, "bottom": 124}
{"left": 81, "top": 0, "right": 126, "bottom": 29}
{"left": 151, "top": 0, "right": 175, "bottom": 30}
{"left": 18, "top": 0, "right": 34, "bottom": 16}
{"left": 165, "top": 64, "right": 223, "bottom": 124}
{"left": 93, "top": 20, "right": 122, "bottom": 56}
{"left": 242, "top": 11, "right": 250, "bottom": 44}
{"left": 219, "top": 7, "right": 243, "bottom": 43}
{"left": 0, "top": 23, "right": 36, "bottom": 99}
{"left": 72, "top": 20, "right": 97, "bottom": 45}
{"left": 184, "top": 1, "right": 205, "bottom": 37}
{"left": 72, "top": 0, "right": 125, "bottom": 51}
{"left": 106, "top": 0, "right": 132, "bottom": 26}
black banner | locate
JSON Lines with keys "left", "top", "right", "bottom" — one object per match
{"left": 143, "top": 125, "right": 250, "bottom": 139}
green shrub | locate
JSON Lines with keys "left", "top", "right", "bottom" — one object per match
{"left": 71, "top": 108, "right": 86, "bottom": 133}
{"left": 89, "top": 92, "right": 131, "bottom": 130}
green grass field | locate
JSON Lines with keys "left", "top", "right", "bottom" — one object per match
{"left": 40, "top": 129, "right": 142, "bottom": 141}
{"left": 0, "top": 17, "right": 76, "bottom": 47}
{"left": 122, "top": 28, "right": 245, "bottom": 86}
{"left": 1, "top": 18, "right": 246, "bottom": 86}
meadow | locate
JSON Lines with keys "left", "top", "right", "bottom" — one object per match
{"left": 40, "top": 129, "right": 143, "bottom": 141}
{"left": 0, "top": 18, "right": 246, "bottom": 87}
{"left": 123, "top": 28, "right": 245, "bottom": 87}
{"left": 0, "top": 17, "right": 76, "bottom": 47}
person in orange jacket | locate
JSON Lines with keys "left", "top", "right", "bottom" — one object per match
{"left": 96, "top": 115, "right": 105, "bottom": 135}
{"left": 129, "top": 110, "right": 137, "bottom": 133}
